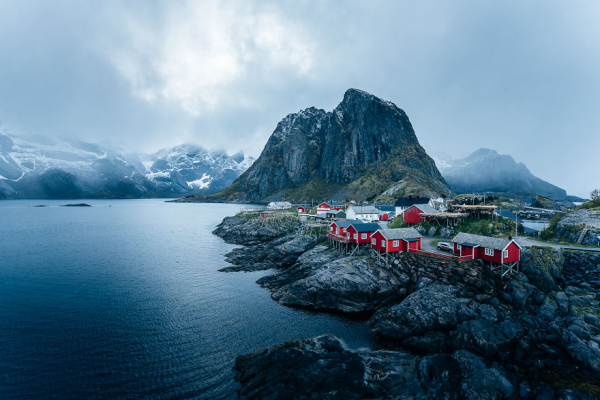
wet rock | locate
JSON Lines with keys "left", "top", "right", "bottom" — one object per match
{"left": 264, "top": 248, "right": 409, "bottom": 313}
{"left": 370, "top": 285, "right": 470, "bottom": 340}
{"left": 453, "top": 319, "right": 524, "bottom": 358}
{"left": 213, "top": 215, "right": 297, "bottom": 245}
{"left": 520, "top": 247, "right": 564, "bottom": 292}
{"left": 234, "top": 335, "right": 518, "bottom": 400}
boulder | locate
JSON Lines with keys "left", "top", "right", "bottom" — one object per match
{"left": 520, "top": 247, "right": 564, "bottom": 292}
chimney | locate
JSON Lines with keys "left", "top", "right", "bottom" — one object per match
{"left": 508, "top": 236, "right": 512, "bottom": 241}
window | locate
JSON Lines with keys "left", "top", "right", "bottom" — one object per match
{"left": 372, "top": 238, "right": 376, "bottom": 246}
{"left": 485, "top": 248, "right": 494, "bottom": 256}
{"left": 393, "top": 240, "right": 399, "bottom": 247}
{"left": 457, "top": 244, "right": 461, "bottom": 250}
{"left": 330, "top": 227, "right": 334, "bottom": 231}
{"left": 353, "top": 234, "right": 358, "bottom": 239}
{"left": 503, "top": 250, "right": 509, "bottom": 258}
{"left": 382, "top": 240, "right": 386, "bottom": 247}
{"left": 361, "top": 233, "right": 367, "bottom": 239}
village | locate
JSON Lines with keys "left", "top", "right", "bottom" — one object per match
{"left": 251, "top": 195, "right": 531, "bottom": 278}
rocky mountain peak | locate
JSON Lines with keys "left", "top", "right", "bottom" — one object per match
{"left": 206, "top": 89, "right": 452, "bottom": 203}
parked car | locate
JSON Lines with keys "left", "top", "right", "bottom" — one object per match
{"left": 437, "top": 242, "right": 453, "bottom": 252}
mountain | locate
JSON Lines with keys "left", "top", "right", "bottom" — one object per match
{"left": 128, "top": 144, "right": 254, "bottom": 196}
{"left": 433, "top": 148, "right": 566, "bottom": 197}
{"left": 0, "top": 133, "right": 253, "bottom": 199}
{"left": 202, "top": 89, "right": 452, "bottom": 203}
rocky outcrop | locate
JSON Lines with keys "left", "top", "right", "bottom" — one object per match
{"left": 216, "top": 213, "right": 600, "bottom": 397}
{"left": 520, "top": 247, "right": 564, "bottom": 292}
{"left": 212, "top": 215, "right": 297, "bottom": 246}
{"left": 557, "top": 209, "right": 600, "bottom": 245}
{"left": 261, "top": 247, "right": 409, "bottom": 313}
{"left": 233, "top": 334, "right": 521, "bottom": 400}
{"left": 204, "top": 89, "right": 452, "bottom": 203}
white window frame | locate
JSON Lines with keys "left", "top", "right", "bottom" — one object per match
{"left": 361, "top": 233, "right": 367, "bottom": 239}
{"left": 484, "top": 248, "right": 494, "bottom": 256}
{"left": 393, "top": 240, "right": 399, "bottom": 247}
{"left": 382, "top": 240, "right": 386, "bottom": 247}
{"left": 353, "top": 233, "right": 358, "bottom": 239}
{"left": 372, "top": 238, "right": 376, "bottom": 246}
{"left": 503, "top": 249, "right": 509, "bottom": 258}
{"left": 330, "top": 226, "right": 334, "bottom": 231}
{"left": 457, "top": 244, "right": 461, "bottom": 250}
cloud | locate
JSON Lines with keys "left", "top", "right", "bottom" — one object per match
{"left": 108, "top": 0, "right": 315, "bottom": 115}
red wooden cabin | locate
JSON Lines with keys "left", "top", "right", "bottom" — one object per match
{"left": 346, "top": 223, "right": 380, "bottom": 244}
{"left": 317, "top": 201, "right": 345, "bottom": 212}
{"left": 451, "top": 232, "right": 521, "bottom": 264}
{"left": 370, "top": 228, "right": 422, "bottom": 253}
{"left": 403, "top": 204, "right": 439, "bottom": 225}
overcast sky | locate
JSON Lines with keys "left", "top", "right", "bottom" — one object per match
{"left": 0, "top": 0, "right": 598, "bottom": 197}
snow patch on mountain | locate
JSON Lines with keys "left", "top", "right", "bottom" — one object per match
{"left": 0, "top": 132, "right": 254, "bottom": 199}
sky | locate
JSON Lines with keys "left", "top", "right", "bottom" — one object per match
{"left": 0, "top": 0, "right": 598, "bottom": 198}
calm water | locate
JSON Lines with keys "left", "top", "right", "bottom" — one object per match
{"left": 0, "top": 199, "right": 373, "bottom": 399}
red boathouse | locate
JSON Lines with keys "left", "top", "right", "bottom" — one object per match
{"left": 403, "top": 204, "right": 439, "bottom": 225}
{"left": 451, "top": 232, "right": 522, "bottom": 276}
{"left": 317, "top": 201, "right": 345, "bottom": 212}
{"left": 370, "top": 228, "right": 422, "bottom": 254}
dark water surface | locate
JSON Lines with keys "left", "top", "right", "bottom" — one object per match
{"left": 0, "top": 200, "right": 373, "bottom": 399}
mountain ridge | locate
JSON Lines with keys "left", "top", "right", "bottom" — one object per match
{"left": 434, "top": 148, "right": 567, "bottom": 198}
{"left": 198, "top": 89, "right": 452, "bottom": 203}
{"left": 0, "top": 133, "right": 253, "bottom": 199}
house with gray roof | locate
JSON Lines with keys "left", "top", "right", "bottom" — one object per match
{"left": 346, "top": 205, "right": 380, "bottom": 222}
{"left": 451, "top": 232, "right": 521, "bottom": 264}
{"left": 371, "top": 228, "right": 423, "bottom": 253}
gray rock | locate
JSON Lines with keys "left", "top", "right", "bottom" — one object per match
{"left": 520, "top": 247, "right": 564, "bottom": 292}
{"left": 267, "top": 251, "right": 408, "bottom": 313}
{"left": 234, "top": 335, "right": 518, "bottom": 400}
{"left": 556, "top": 292, "right": 570, "bottom": 315}
{"left": 370, "top": 285, "right": 470, "bottom": 340}
{"left": 453, "top": 319, "right": 524, "bottom": 358}
{"left": 538, "top": 297, "right": 558, "bottom": 321}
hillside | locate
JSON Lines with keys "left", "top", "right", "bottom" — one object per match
{"left": 200, "top": 89, "right": 452, "bottom": 203}
{"left": 434, "top": 148, "right": 566, "bottom": 197}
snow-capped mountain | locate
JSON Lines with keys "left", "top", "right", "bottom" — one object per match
{"left": 127, "top": 144, "right": 254, "bottom": 196}
{"left": 433, "top": 148, "right": 566, "bottom": 197}
{"left": 0, "top": 133, "right": 254, "bottom": 199}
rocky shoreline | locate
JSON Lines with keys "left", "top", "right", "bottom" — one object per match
{"left": 214, "top": 214, "right": 600, "bottom": 399}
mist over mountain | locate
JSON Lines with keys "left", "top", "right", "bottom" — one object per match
{"left": 202, "top": 89, "right": 452, "bottom": 203}
{"left": 433, "top": 148, "right": 567, "bottom": 197}
{"left": 0, "top": 133, "right": 253, "bottom": 199}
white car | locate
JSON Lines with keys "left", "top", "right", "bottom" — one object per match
{"left": 437, "top": 242, "right": 453, "bottom": 252}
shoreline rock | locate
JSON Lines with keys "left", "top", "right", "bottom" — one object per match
{"left": 215, "top": 214, "right": 600, "bottom": 398}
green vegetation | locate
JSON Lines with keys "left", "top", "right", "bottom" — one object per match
{"left": 578, "top": 188, "right": 600, "bottom": 210}
{"left": 538, "top": 213, "right": 562, "bottom": 240}
{"left": 387, "top": 217, "right": 408, "bottom": 229}
{"left": 453, "top": 216, "right": 522, "bottom": 237}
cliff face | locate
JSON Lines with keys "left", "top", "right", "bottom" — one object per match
{"left": 208, "top": 89, "right": 451, "bottom": 202}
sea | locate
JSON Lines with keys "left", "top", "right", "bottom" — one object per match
{"left": 0, "top": 199, "right": 373, "bottom": 399}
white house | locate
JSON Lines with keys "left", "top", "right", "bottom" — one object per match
{"left": 394, "top": 196, "right": 435, "bottom": 217}
{"left": 268, "top": 201, "right": 292, "bottom": 209}
{"left": 346, "top": 205, "right": 380, "bottom": 222}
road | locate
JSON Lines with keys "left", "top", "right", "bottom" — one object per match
{"left": 423, "top": 235, "right": 600, "bottom": 253}
{"left": 420, "top": 237, "right": 455, "bottom": 255}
